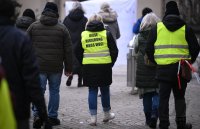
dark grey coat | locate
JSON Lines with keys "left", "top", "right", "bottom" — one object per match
{"left": 16, "top": 16, "right": 35, "bottom": 31}
{"left": 135, "top": 30, "right": 158, "bottom": 88}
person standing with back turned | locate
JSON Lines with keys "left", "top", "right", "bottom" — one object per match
{"left": 16, "top": 8, "right": 36, "bottom": 31}
{"left": 76, "top": 14, "right": 118, "bottom": 126}
{"left": 135, "top": 12, "right": 160, "bottom": 129}
{"left": 63, "top": 1, "right": 87, "bottom": 87}
{"left": 98, "top": 2, "right": 120, "bottom": 42}
{"left": 27, "top": 2, "right": 73, "bottom": 128}
{"left": 146, "top": 1, "right": 200, "bottom": 129}
{"left": 131, "top": 7, "right": 153, "bottom": 95}
{"left": 0, "top": 0, "right": 51, "bottom": 129}
{"left": 133, "top": 7, "right": 152, "bottom": 35}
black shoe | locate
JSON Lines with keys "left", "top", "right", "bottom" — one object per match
{"left": 48, "top": 117, "right": 60, "bottom": 126}
{"left": 178, "top": 123, "right": 192, "bottom": 129}
{"left": 66, "top": 77, "right": 72, "bottom": 86}
{"left": 185, "top": 123, "right": 192, "bottom": 129}
{"left": 144, "top": 112, "right": 151, "bottom": 126}
{"left": 145, "top": 122, "right": 150, "bottom": 126}
{"left": 44, "top": 121, "right": 52, "bottom": 129}
{"left": 33, "top": 116, "right": 42, "bottom": 128}
{"left": 149, "top": 117, "right": 157, "bottom": 128}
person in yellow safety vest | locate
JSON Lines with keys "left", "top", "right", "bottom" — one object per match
{"left": 0, "top": 65, "right": 16, "bottom": 129}
{"left": 146, "top": 1, "right": 200, "bottom": 129}
{"left": 76, "top": 14, "right": 118, "bottom": 126}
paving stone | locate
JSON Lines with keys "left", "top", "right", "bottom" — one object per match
{"left": 30, "top": 65, "right": 200, "bottom": 129}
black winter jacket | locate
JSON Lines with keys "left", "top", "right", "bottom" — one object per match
{"left": 76, "top": 21, "right": 118, "bottom": 86}
{"left": 63, "top": 9, "right": 87, "bottom": 74}
{"left": 146, "top": 15, "right": 200, "bottom": 82}
{"left": 0, "top": 17, "right": 47, "bottom": 120}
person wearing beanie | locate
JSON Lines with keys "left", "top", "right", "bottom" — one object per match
{"left": 0, "top": 0, "right": 21, "bottom": 22}
{"left": 0, "top": 0, "right": 15, "bottom": 18}
{"left": 132, "top": 7, "right": 152, "bottom": 35}
{"left": 0, "top": 0, "right": 51, "bottom": 129}
{"left": 146, "top": 1, "right": 200, "bottom": 129}
{"left": 16, "top": 8, "right": 36, "bottom": 31}
{"left": 27, "top": 2, "right": 73, "bottom": 128}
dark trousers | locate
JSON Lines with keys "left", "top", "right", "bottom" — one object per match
{"left": 143, "top": 92, "right": 159, "bottom": 124}
{"left": 17, "top": 119, "right": 29, "bottom": 129}
{"left": 158, "top": 79, "right": 187, "bottom": 129}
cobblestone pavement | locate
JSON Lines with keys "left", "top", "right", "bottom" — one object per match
{"left": 30, "top": 65, "right": 200, "bottom": 129}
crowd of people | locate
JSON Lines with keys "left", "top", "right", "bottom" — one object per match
{"left": 0, "top": 0, "right": 199, "bottom": 129}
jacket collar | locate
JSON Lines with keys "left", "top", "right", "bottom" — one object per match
{"left": 0, "top": 16, "right": 15, "bottom": 26}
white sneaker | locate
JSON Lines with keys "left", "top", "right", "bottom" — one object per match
{"left": 103, "top": 111, "right": 115, "bottom": 122}
{"left": 89, "top": 115, "right": 97, "bottom": 126}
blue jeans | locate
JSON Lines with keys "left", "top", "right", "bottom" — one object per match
{"left": 33, "top": 73, "right": 62, "bottom": 118}
{"left": 143, "top": 92, "right": 159, "bottom": 118}
{"left": 88, "top": 86, "right": 111, "bottom": 115}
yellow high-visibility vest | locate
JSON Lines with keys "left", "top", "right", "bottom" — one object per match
{"left": 154, "top": 22, "right": 190, "bottom": 65}
{"left": 81, "top": 30, "right": 112, "bottom": 64}
{"left": 0, "top": 78, "right": 16, "bottom": 129}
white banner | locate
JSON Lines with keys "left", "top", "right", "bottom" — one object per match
{"left": 65, "top": 0, "right": 137, "bottom": 65}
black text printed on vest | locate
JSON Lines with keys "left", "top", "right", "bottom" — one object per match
{"left": 85, "top": 33, "right": 104, "bottom": 48}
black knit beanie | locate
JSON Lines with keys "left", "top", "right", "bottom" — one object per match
{"left": 43, "top": 2, "right": 58, "bottom": 13}
{"left": 0, "top": 0, "right": 15, "bottom": 17}
{"left": 165, "top": 1, "right": 180, "bottom": 16}
{"left": 23, "top": 9, "right": 35, "bottom": 19}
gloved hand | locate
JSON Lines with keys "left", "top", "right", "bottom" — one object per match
{"left": 37, "top": 106, "right": 52, "bottom": 129}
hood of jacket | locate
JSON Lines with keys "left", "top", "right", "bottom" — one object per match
{"left": 16, "top": 16, "right": 35, "bottom": 29}
{"left": 68, "top": 9, "right": 85, "bottom": 21}
{"left": 86, "top": 21, "right": 105, "bottom": 32}
{"left": 98, "top": 9, "right": 117, "bottom": 23}
{"left": 162, "top": 15, "right": 185, "bottom": 32}
{"left": 40, "top": 11, "right": 58, "bottom": 26}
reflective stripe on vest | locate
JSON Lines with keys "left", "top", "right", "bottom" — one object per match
{"left": 81, "top": 30, "right": 112, "bottom": 64}
{"left": 154, "top": 22, "right": 190, "bottom": 65}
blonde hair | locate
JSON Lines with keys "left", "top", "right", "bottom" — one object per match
{"left": 100, "top": 2, "right": 111, "bottom": 12}
{"left": 140, "top": 12, "right": 160, "bottom": 31}
{"left": 85, "top": 14, "right": 103, "bottom": 29}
